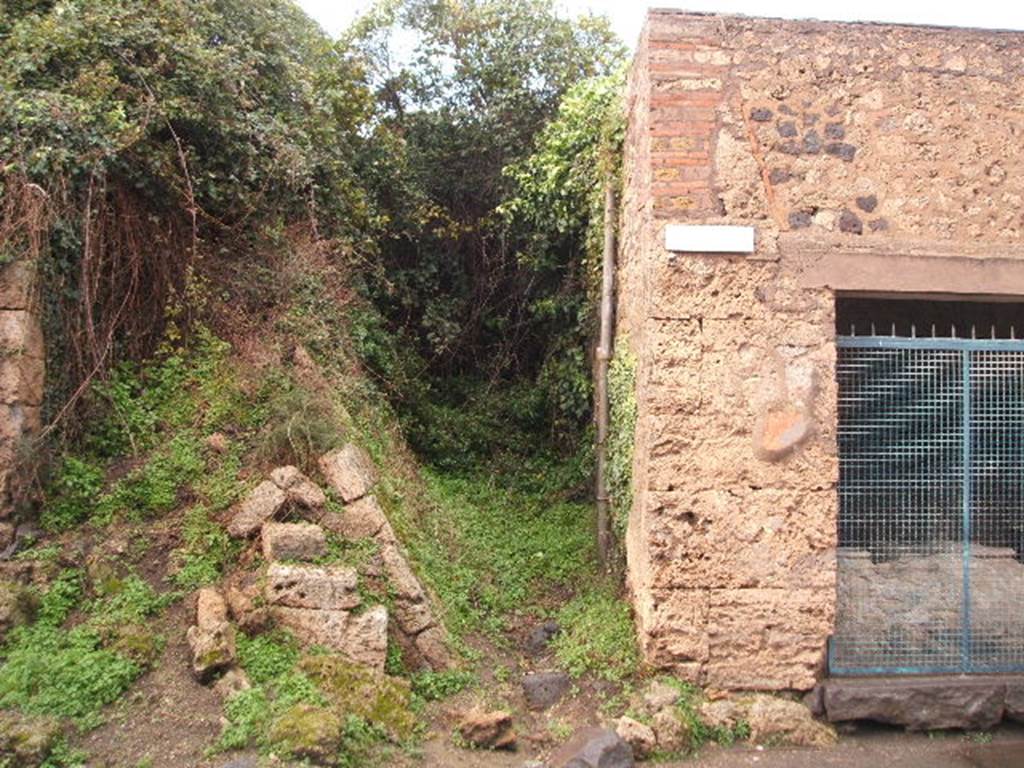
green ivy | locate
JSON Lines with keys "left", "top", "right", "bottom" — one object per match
{"left": 607, "top": 348, "right": 637, "bottom": 538}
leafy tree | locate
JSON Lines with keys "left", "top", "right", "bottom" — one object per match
{"left": 348, "top": 0, "right": 626, "bottom": 449}
{"left": 0, "top": 0, "right": 374, "bottom": 413}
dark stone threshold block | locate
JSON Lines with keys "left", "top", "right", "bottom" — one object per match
{"left": 814, "top": 675, "right": 1024, "bottom": 731}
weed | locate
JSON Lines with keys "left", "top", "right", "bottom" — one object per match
{"left": 410, "top": 669, "right": 476, "bottom": 702}
{"left": 172, "top": 505, "right": 240, "bottom": 590}
{"left": 0, "top": 570, "right": 171, "bottom": 728}
{"left": 42, "top": 457, "right": 104, "bottom": 530}
{"left": 551, "top": 584, "right": 640, "bottom": 682}
{"left": 92, "top": 433, "right": 205, "bottom": 525}
{"left": 660, "top": 677, "right": 751, "bottom": 751}
{"left": 253, "top": 382, "right": 343, "bottom": 473}
{"left": 548, "top": 718, "right": 573, "bottom": 741}
{"left": 404, "top": 460, "right": 593, "bottom": 642}
{"left": 236, "top": 631, "right": 302, "bottom": 685}
{"left": 965, "top": 731, "right": 993, "bottom": 744}
{"left": 38, "top": 738, "right": 89, "bottom": 767}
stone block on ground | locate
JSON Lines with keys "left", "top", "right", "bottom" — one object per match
{"left": 224, "top": 573, "right": 271, "bottom": 634}
{"left": 196, "top": 586, "right": 229, "bottom": 626}
{"left": 392, "top": 598, "right": 436, "bottom": 636}
{"left": 616, "top": 716, "right": 656, "bottom": 760}
{"left": 457, "top": 710, "right": 516, "bottom": 751}
{"left": 268, "top": 703, "right": 343, "bottom": 764}
{"left": 261, "top": 522, "right": 327, "bottom": 562}
{"left": 698, "top": 699, "right": 745, "bottom": 731}
{"left": 270, "top": 465, "right": 327, "bottom": 510}
{"left": 342, "top": 606, "right": 389, "bottom": 672}
{"left": 747, "top": 695, "right": 836, "bottom": 746}
{"left": 272, "top": 605, "right": 388, "bottom": 671}
{"left": 214, "top": 667, "right": 252, "bottom": 701}
{"left": 551, "top": 726, "right": 634, "bottom": 768}
{"left": 318, "top": 444, "right": 376, "bottom": 502}
{"left": 1006, "top": 681, "right": 1024, "bottom": 721}
{"left": 265, "top": 563, "right": 359, "bottom": 610}
{"left": 822, "top": 676, "right": 1006, "bottom": 731}
{"left": 652, "top": 708, "right": 690, "bottom": 753}
{"left": 411, "top": 624, "right": 452, "bottom": 671}
{"left": 380, "top": 544, "right": 425, "bottom": 602}
{"left": 186, "top": 588, "right": 236, "bottom": 682}
{"left": 227, "top": 480, "right": 287, "bottom": 538}
{"left": 321, "top": 494, "right": 394, "bottom": 541}
{"left": 522, "top": 670, "right": 571, "bottom": 711}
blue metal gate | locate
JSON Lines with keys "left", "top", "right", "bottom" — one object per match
{"left": 830, "top": 335, "right": 1024, "bottom": 675}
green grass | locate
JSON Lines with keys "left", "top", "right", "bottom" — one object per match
{"left": 550, "top": 584, "right": 640, "bottom": 682}
{"left": 410, "top": 669, "right": 477, "bottom": 702}
{"left": 397, "top": 460, "right": 594, "bottom": 642}
{"left": 236, "top": 631, "right": 303, "bottom": 685}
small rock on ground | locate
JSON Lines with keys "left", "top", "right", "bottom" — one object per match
{"left": 523, "top": 670, "right": 571, "bottom": 711}
{"left": 550, "top": 727, "right": 633, "bottom": 768}
{"left": 616, "top": 716, "right": 656, "bottom": 760}
{"left": 747, "top": 695, "right": 836, "bottom": 747}
{"left": 525, "top": 620, "right": 560, "bottom": 655}
{"left": 186, "top": 587, "right": 236, "bottom": 682}
{"left": 457, "top": 710, "right": 516, "bottom": 751}
{"left": 643, "top": 680, "right": 680, "bottom": 713}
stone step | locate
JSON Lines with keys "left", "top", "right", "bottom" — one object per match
{"left": 817, "top": 674, "right": 1024, "bottom": 730}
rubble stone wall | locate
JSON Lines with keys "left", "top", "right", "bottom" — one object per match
{"left": 0, "top": 258, "right": 44, "bottom": 519}
{"left": 620, "top": 10, "right": 1024, "bottom": 690}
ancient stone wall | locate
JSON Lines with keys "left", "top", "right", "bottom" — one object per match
{"left": 620, "top": 11, "right": 1024, "bottom": 691}
{"left": 0, "top": 258, "right": 44, "bottom": 521}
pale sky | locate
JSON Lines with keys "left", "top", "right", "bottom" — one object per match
{"left": 299, "top": 0, "right": 1024, "bottom": 46}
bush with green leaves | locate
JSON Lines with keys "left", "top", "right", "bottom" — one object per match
{"left": 347, "top": 0, "right": 625, "bottom": 451}
{"left": 0, "top": 0, "right": 376, "bottom": 413}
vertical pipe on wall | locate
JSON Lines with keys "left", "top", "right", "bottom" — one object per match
{"left": 595, "top": 182, "right": 618, "bottom": 571}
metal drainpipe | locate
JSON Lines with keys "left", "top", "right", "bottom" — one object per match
{"left": 595, "top": 182, "right": 618, "bottom": 572}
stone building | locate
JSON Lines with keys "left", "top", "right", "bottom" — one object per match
{"left": 619, "top": 9, "right": 1024, "bottom": 697}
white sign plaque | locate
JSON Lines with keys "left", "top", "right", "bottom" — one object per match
{"left": 664, "top": 225, "right": 755, "bottom": 254}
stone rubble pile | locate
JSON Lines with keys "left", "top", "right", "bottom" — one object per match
{"left": 188, "top": 445, "right": 450, "bottom": 684}
{"left": 317, "top": 446, "right": 450, "bottom": 670}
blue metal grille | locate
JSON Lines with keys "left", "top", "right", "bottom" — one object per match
{"left": 831, "top": 336, "right": 1024, "bottom": 675}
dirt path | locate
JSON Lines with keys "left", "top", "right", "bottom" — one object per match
{"left": 396, "top": 723, "right": 1024, "bottom": 768}
{"left": 680, "top": 724, "right": 1024, "bottom": 768}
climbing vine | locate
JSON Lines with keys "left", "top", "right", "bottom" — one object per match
{"left": 606, "top": 347, "right": 637, "bottom": 538}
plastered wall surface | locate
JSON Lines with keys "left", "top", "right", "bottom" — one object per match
{"left": 619, "top": 11, "right": 1024, "bottom": 690}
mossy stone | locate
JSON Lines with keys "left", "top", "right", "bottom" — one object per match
{"left": 0, "top": 711, "right": 63, "bottom": 765}
{"left": 268, "top": 703, "right": 343, "bottom": 763}
{"left": 300, "top": 654, "right": 417, "bottom": 742}
{"left": 110, "top": 623, "right": 165, "bottom": 666}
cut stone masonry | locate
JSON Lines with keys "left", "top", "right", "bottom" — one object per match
{"left": 619, "top": 10, "right": 1024, "bottom": 692}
